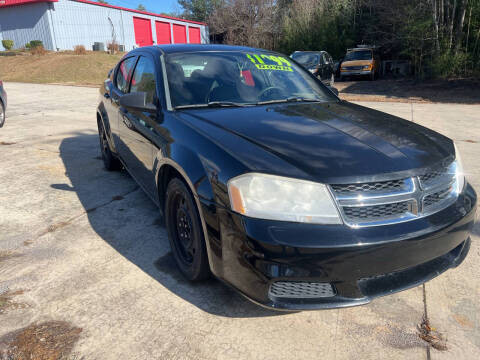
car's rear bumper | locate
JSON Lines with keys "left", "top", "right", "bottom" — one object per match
{"left": 202, "top": 183, "right": 477, "bottom": 310}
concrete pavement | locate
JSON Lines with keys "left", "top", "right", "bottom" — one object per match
{"left": 0, "top": 83, "right": 478, "bottom": 359}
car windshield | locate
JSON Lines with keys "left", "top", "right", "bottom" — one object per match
{"left": 164, "top": 51, "right": 335, "bottom": 109}
{"left": 344, "top": 50, "right": 372, "bottom": 61}
{"left": 291, "top": 52, "right": 319, "bottom": 66}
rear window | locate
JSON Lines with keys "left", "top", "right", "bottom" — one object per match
{"left": 291, "top": 53, "right": 320, "bottom": 65}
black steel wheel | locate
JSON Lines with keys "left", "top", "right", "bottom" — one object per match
{"left": 98, "top": 120, "right": 121, "bottom": 171}
{"left": 165, "top": 178, "right": 210, "bottom": 281}
{"left": 0, "top": 100, "right": 5, "bottom": 128}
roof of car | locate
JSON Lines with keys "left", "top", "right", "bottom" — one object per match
{"left": 141, "top": 44, "right": 270, "bottom": 54}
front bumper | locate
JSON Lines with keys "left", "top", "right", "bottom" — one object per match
{"left": 202, "top": 183, "right": 476, "bottom": 310}
{"left": 340, "top": 70, "right": 372, "bottom": 77}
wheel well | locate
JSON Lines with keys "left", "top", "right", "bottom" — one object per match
{"left": 158, "top": 164, "right": 184, "bottom": 210}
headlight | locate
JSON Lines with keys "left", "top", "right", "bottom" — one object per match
{"left": 309, "top": 68, "right": 316, "bottom": 73}
{"left": 228, "top": 173, "right": 342, "bottom": 224}
{"left": 453, "top": 143, "right": 465, "bottom": 193}
{"left": 363, "top": 65, "right": 372, "bottom": 71}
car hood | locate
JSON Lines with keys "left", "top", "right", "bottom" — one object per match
{"left": 177, "top": 101, "right": 454, "bottom": 183}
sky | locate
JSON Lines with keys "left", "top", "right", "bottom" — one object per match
{"left": 102, "top": 0, "right": 181, "bottom": 14}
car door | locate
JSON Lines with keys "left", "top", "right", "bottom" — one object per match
{"left": 118, "top": 54, "right": 158, "bottom": 197}
{"left": 110, "top": 56, "right": 138, "bottom": 154}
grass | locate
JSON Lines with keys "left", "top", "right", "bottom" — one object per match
{"left": 0, "top": 51, "right": 124, "bottom": 86}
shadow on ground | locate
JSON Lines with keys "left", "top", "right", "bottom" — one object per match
{"left": 336, "top": 78, "right": 480, "bottom": 104}
{"left": 55, "top": 133, "right": 282, "bottom": 318}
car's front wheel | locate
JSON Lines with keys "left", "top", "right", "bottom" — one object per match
{"left": 0, "top": 100, "right": 5, "bottom": 128}
{"left": 165, "top": 178, "right": 210, "bottom": 281}
{"left": 98, "top": 120, "right": 121, "bottom": 171}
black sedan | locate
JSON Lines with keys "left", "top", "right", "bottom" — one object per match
{"left": 0, "top": 80, "right": 6, "bottom": 128}
{"left": 291, "top": 51, "right": 335, "bottom": 86}
{"left": 97, "top": 44, "right": 476, "bottom": 310}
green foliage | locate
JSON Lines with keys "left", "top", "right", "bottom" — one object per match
{"left": 2, "top": 40, "right": 14, "bottom": 51}
{"left": 430, "top": 51, "right": 471, "bottom": 78}
{"left": 137, "top": 4, "right": 146, "bottom": 11}
{"left": 178, "top": 0, "right": 223, "bottom": 22}
{"left": 27, "top": 40, "right": 43, "bottom": 49}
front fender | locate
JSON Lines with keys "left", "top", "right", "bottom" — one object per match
{"left": 154, "top": 145, "right": 221, "bottom": 275}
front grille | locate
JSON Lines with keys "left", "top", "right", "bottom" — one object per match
{"left": 330, "top": 166, "right": 457, "bottom": 226}
{"left": 343, "top": 66, "right": 363, "bottom": 70}
{"left": 419, "top": 167, "right": 452, "bottom": 188}
{"left": 331, "top": 179, "right": 406, "bottom": 193}
{"left": 424, "top": 186, "right": 452, "bottom": 208}
{"left": 268, "top": 281, "right": 335, "bottom": 299}
{"left": 343, "top": 202, "right": 410, "bottom": 221}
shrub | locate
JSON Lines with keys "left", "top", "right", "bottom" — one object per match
{"left": 74, "top": 45, "right": 87, "bottom": 55}
{"left": 107, "top": 42, "right": 119, "bottom": 54}
{"left": 2, "top": 40, "right": 14, "bottom": 51}
{"left": 30, "top": 45, "right": 47, "bottom": 56}
{"left": 29, "top": 40, "right": 43, "bottom": 48}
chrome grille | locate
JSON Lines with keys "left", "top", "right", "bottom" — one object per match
{"left": 423, "top": 185, "right": 452, "bottom": 208}
{"left": 268, "top": 281, "right": 335, "bottom": 299}
{"left": 343, "top": 66, "right": 363, "bottom": 70}
{"left": 331, "top": 179, "right": 406, "bottom": 193}
{"left": 343, "top": 202, "right": 410, "bottom": 221}
{"left": 330, "top": 163, "right": 458, "bottom": 227}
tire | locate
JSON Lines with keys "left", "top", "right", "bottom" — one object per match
{"left": 0, "top": 100, "right": 5, "bottom": 128}
{"left": 165, "top": 178, "right": 210, "bottom": 281}
{"left": 370, "top": 71, "right": 375, "bottom": 81}
{"left": 98, "top": 120, "right": 121, "bottom": 171}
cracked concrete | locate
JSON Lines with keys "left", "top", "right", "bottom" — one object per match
{"left": 0, "top": 83, "right": 478, "bottom": 359}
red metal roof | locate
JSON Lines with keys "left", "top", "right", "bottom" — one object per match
{"left": 0, "top": 0, "right": 57, "bottom": 7}
{"left": 73, "top": 0, "right": 207, "bottom": 26}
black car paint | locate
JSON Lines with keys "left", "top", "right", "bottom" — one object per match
{"left": 0, "top": 81, "right": 7, "bottom": 127}
{"left": 97, "top": 45, "right": 476, "bottom": 310}
{"left": 291, "top": 51, "right": 335, "bottom": 85}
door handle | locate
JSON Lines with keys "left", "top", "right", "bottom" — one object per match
{"left": 122, "top": 116, "right": 133, "bottom": 129}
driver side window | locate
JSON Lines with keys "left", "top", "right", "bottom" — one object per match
{"left": 115, "top": 57, "right": 137, "bottom": 94}
{"left": 130, "top": 56, "right": 157, "bottom": 106}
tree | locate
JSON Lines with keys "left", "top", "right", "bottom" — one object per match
{"left": 178, "top": 0, "right": 224, "bottom": 22}
{"left": 97, "top": 0, "right": 108, "bottom": 4}
{"left": 209, "top": 0, "right": 279, "bottom": 49}
{"left": 137, "top": 4, "right": 146, "bottom": 11}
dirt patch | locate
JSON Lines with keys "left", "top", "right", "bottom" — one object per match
{"left": 0, "top": 321, "right": 82, "bottom": 360}
{"left": 0, "top": 251, "right": 22, "bottom": 263}
{"left": 0, "top": 141, "right": 16, "bottom": 146}
{"left": 418, "top": 315, "right": 448, "bottom": 351}
{"left": 0, "top": 290, "right": 28, "bottom": 314}
{"left": 337, "top": 78, "right": 480, "bottom": 104}
{"left": 0, "top": 51, "right": 123, "bottom": 86}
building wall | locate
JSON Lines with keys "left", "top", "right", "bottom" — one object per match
{"left": 0, "top": 2, "right": 54, "bottom": 50}
{"left": 50, "top": 0, "right": 208, "bottom": 51}
{"left": 0, "top": 0, "right": 209, "bottom": 51}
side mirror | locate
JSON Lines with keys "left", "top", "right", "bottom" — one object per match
{"left": 120, "top": 92, "right": 157, "bottom": 113}
{"left": 328, "top": 86, "right": 339, "bottom": 96}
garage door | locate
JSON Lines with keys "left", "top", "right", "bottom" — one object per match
{"left": 133, "top": 17, "right": 153, "bottom": 47}
{"left": 173, "top": 24, "right": 187, "bottom": 44}
{"left": 156, "top": 21, "right": 171, "bottom": 44}
{"left": 188, "top": 27, "right": 201, "bottom": 44}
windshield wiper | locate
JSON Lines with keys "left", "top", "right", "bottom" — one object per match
{"left": 174, "top": 101, "right": 252, "bottom": 110}
{"left": 256, "top": 97, "right": 322, "bottom": 105}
